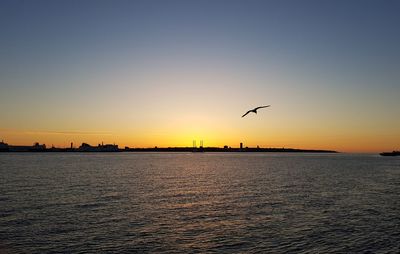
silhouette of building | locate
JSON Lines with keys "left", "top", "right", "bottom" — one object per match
{"left": 6, "top": 142, "right": 46, "bottom": 152}
{"left": 78, "top": 143, "right": 92, "bottom": 151}
{"left": 240, "top": 142, "right": 243, "bottom": 149}
{"left": 100, "top": 143, "right": 118, "bottom": 152}
{"left": 78, "top": 142, "right": 119, "bottom": 152}
{"left": 31, "top": 142, "right": 46, "bottom": 151}
{"left": 0, "top": 140, "right": 9, "bottom": 152}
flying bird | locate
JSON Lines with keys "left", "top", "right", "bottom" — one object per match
{"left": 242, "top": 105, "right": 271, "bottom": 118}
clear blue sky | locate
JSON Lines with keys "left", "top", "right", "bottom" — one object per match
{"left": 1, "top": 0, "right": 399, "bottom": 152}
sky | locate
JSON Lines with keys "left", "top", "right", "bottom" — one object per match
{"left": 0, "top": 0, "right": 399, "bottom": 152}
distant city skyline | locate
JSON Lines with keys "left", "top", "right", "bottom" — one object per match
{"left": 0, "top": 139, "right": 338, "bottom": 154}
{"left": 1, "top": 0, "right": 400, "bottom": 153}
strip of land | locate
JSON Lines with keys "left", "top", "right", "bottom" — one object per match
{"left": 0, "top": 141, "right": 337, "bottom": 153}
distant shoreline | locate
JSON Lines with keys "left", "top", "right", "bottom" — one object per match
{"left": 0, "top": 140, "right": 338, "bottom": 153}
{"left": 0, "top": 147, "right": 338, "bottom": 153}
{"left": 123, "top": 147, "right": 338, "bottom": 153}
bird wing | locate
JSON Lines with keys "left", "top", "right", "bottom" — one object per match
{"left": 254, "top": 105, "right": 270, "bottom": 110}
{"left": 242, "top": 110, "right": 251, "bottom": 117}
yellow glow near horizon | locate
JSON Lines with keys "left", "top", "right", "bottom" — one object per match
{"left": 1, "top": 50, "right": 399, "bottom": 153}
{"left": 1, "top": 120, "right": 399, "bottom": 153}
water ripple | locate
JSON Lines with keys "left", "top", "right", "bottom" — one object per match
{"left": 0, "top": 153, "right": 399, "bottom": 253}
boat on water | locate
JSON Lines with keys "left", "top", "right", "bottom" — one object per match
{"left": 380, "top": 151, "right": 400, "bottom": 156}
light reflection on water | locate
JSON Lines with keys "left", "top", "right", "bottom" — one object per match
{"left": 0, "top": 153, "right": 399, "bottom": 253}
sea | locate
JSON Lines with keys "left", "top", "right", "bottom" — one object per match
{"left": 0, "top": 153, "right": 399, "bottom": 253}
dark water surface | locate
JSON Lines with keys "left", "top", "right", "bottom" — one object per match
{"left": 0, "top": 153, "right": 399, "bottom": 253}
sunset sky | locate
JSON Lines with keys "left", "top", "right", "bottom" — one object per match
{"left": 1, "top": 0, "right": 399, "bottom": 152}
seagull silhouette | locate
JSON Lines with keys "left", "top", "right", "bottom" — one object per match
{"left": 242, "top": 105, "right": 271, "bottom": 118}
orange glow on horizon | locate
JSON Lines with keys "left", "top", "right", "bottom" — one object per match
{"left": 1, "top": 127, "right": 398, "bottom": 153}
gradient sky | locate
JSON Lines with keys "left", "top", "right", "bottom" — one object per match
{"left": 1, "top": 0, "right": 399, "bottom": 152}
